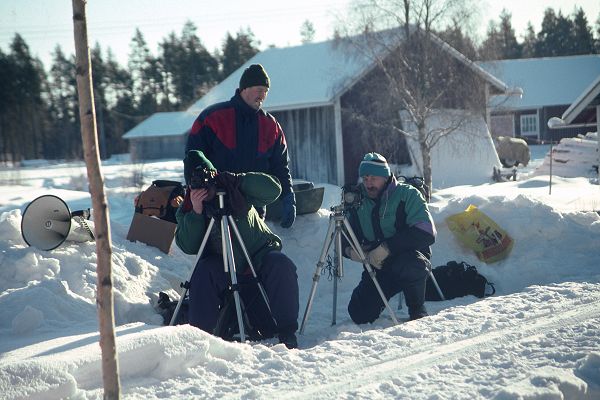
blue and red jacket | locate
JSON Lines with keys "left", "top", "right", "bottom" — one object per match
{"left": 186, "top": 90, "right": 293, "bottom": 196}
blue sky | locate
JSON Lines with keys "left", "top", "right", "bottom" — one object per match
{"left": 0, "top": 0, "right": 598, "bottom": 68}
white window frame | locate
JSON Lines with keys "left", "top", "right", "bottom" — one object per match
{"left": 520, "top": 112, "right": 539, "bottom": 138}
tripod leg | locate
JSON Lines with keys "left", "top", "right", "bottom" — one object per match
{"left": 169, "top": 218, "right": 216, "bottom": 326}
{"left": 221, "top": 217, "right": 246, "bottom": 342}
{"left": 332, "top": 220, "right": 344, "bottom": 326}
{"left": 299, "top": 216, "right": 337, "bottom": 334}
{"left": 227, "top": 215, "right": 277, "bottom": 328}
{"left": 342, "top": 218, "right": 400, "bottom": 325}
{"left": 428, "top": 269, "right": 445, "bottom": 301}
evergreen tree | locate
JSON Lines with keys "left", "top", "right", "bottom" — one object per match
{"left": 521, "top": 23, "right": 537, "bottom": 58}
{"left": 48, "top": 45, "right": 81, "bottom": 159}
{"left": 536, "top": 8, "right": 575, "bottom": 57}
{"left": 479, "top": 21, "right": 501, "bottom": 60}
{"left": 440, "top": 20, "right": 477, "bottom": 60}
{"left": 555, "top": 11, "right": 575, "bottom": 55}
{"left": 159, "top": 22, "right": 219, "bottom": 108}
{"left": 535, "top": 8, "right": 559, "bottom": 56}
{"left": 9, "top": 34, "right": 45, "bottom": 161}
{"left": 128, "top": 28, "right": 160, "bottom": 116}
{"left": 179, "top": 21, "right": 219, "bottom": 105}
{"left": 158, "top": 32, "right": 181, "bottom": 108}
{"left": 571, "top": 7, "right": 595, "bottom": 55}
{"left": 103, "top": 49, "right": 134, "bottom": 155}
{"left": 497, "top": 10, "right": 522, "bottom": 59}
{"left": 0, "top": 49, "right": 20, "bottom": 163}
{"left": 91, "top": 44, "right": 110, "bottom": 159}
{"left": 300, "top": 20, "right": 316, "bottom": 43}
{"left": 220, "top": 28, "right": 260, "bottom": 79}
{"left": 596, "top": 14, "right": 600, "bottom": 53}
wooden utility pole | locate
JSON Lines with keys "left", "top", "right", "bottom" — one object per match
{"left": 71, "top": 1, "right": 121, "bottom": 398}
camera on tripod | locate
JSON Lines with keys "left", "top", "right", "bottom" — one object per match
{"left": 341, "top": 184, "right": 362, "bottom": 209}
{"left": 189, "top": 167, "right": 216, "bottom": 189}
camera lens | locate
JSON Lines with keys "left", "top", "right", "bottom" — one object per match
{"left": 344, "top": 191, "right": 357, "bottom": 204}
{"left": 190, "top": 168, "right": 214, "bottom": 189}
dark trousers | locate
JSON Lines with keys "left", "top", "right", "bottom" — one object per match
{"left": 348, "top": 250, "right": 430, "bottom": 323}
{"left": 188, "top": 251, "right": 299, "bottom": 336}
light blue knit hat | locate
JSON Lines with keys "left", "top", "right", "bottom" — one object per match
{"left": 358, "top": 152, "right": 391, "bottom": 178}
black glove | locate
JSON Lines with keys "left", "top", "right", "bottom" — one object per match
{"left": 279, "top": 192, "right": 296, "bottom": 228}
{"left": 215, "top": 172, "right": 249, "bottom": 217}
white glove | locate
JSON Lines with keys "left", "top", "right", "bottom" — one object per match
{"left": 344, "top": 246, "right": 363, "bottom": 263}
{"left": 366, "top": 243, "right": 390, "bottom": 269}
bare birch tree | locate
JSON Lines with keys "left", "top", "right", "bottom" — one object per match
{"left": 336, "top": 0, "right": 496, "bottom": 192}
{"left": 72, "top": 1, "right": 121, "bottom": 398}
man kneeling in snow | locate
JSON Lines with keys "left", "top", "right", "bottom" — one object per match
{"left": 343, "top": 153, "right": 436, "bottom": 322}
{"left": 175, "top": 150, "right": 299, "bottom": 349}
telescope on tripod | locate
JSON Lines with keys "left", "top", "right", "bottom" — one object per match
{"left": 169, "top": 190, "right": 276, "bottom": 342}
{"left": 299, "top": 185, "right": 445, "bottom": 334}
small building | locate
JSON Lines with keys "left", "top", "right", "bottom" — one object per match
{"left": 124, "top": 33, "right": 512, "bottom": 185}
{"left": 480, "top": 54, "right": 600, "bottom": 143}
{"left": 122, "top": 111, "right": 197, "bottom": 161}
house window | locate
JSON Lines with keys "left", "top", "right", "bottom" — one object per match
{"left": 520, "top": 114, "right": 538, "bottom": 135}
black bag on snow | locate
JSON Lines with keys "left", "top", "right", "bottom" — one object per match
{"left": 157, "top": 291, "right": 189, "bottom": 325}
{"left": 135, "top": 180, "right": 184, "bottom": 224}
{"left": 397, "top": 175, "right": 430, "bottom": 202}
{"left": 426, "top": 261, "right": 495, "bottom": 301}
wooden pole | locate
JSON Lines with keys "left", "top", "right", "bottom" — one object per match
{"left": 71, "top": 1, "right": 121, "bottom": 398}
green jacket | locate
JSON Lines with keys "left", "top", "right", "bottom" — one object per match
{"left": 175, "top": 172, "right": 283, "bottom": 271}
{"left": 348, "top": 176, "right": 436, "bottom": 258}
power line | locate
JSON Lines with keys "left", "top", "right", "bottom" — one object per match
{"left": 0, "top": 2, "right": 349, "bottom": 39}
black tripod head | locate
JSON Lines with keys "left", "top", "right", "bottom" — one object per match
{"left": 331, "top": 184, "right": 362, "bottom": 213}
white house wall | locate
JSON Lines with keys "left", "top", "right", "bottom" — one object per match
{"left": 400, "top": 110, "right": 501, "bottom": 189}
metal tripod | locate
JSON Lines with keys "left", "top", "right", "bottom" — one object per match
{"left": 300, "top": 203, "right": 401, "bottom": 334}
{"left": 169, "top": 191, "right": 276, "bottom": 342}
{"left": 299, "top": 201, "right": 446, "bottom": 333}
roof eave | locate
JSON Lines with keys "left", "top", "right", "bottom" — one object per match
{"left": 562, "top": 75, "right": 600, "bottom": 124}
{"left": 265, "top": 100, "right": 335, "bottom": 112}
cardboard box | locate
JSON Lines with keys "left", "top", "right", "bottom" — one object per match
{"left": 126, "top": 212, "right": 177, "bottom": 254}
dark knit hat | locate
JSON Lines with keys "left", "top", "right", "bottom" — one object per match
{"left": 359, "top": 152, "right": 391, "bottom": 178}
{"left": 239, "top": 64, "right": 270, "bottom": 91}
{"left": 184, "top": 150, "right": 216, "bottom": 184}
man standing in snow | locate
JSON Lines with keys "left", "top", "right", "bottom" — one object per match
{"left": 343, "top": 152, "right": 436, "bottom": 322}
{"left": 186, "top": 64, "right": 296, "bottom": 228}
{"left": 175, "top": 150, "right": 299, "bottom": 349}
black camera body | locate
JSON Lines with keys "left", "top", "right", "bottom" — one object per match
{"left": 342, "top": 184, "right": 362, "bottom": 209}
{"left": 189, "top": 167, "right": 216, "bottom": 189}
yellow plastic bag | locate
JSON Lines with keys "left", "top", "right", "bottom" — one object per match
{"left": 446, "top": 204, "right": 514, "bottom": 263}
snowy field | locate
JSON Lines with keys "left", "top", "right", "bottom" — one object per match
{"left": 1, "top": 145, "right": 599, "bottom": 399}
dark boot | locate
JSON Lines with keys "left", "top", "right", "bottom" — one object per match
{"left": 278, "top": 332, "right": 298, "bottom": 349}
{"left": 408, "top": 305, "right": 428, "bottom": 320}
{"left": 404, "top": 279, "right": 428, "bottom": 321}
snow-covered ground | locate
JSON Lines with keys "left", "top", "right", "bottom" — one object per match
{"left": 1, "top": 145, "right": 599, "bottom": 399}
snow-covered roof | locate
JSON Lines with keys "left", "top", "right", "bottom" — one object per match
{"left": 122, "top": 111, "right": 198, "bottom": 139}
{"left": 186, "top": 40, "right": 374, "bottom": 113}
{"left": 479, "top": 55, "right": 600, "bottom": 111}
{"left": 562, "top": 74, "right": 600, "bottom": 124}
{"left": 188, "top": 33, "right": 511, "bottom": 114}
